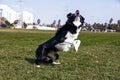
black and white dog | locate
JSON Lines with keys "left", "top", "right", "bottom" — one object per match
{"left": 35, "top": 10, "right": 85, "bottom": 67}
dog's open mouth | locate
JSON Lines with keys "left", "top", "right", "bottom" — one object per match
{"left": 75, "top": 10, "right": 80, "bottom": 21}
{"left": 75, "top": 10, "right": 80, "bottom": 17}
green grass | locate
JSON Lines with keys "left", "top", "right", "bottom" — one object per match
{"left": 0, "top": 29, "right": 120, "bottom": 80}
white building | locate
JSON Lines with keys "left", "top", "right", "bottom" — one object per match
{"left": 0, "top": 4, "right": 33, "bottom": 24}
{"left": 22, "top": 11, "right": 33, "bottom": 24}
{"left": 0, "top": 4, "right": 19, "bottom": 23}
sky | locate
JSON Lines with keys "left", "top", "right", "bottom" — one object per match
{"left": 0, "top": 0, "right": 120, "bottom": 24}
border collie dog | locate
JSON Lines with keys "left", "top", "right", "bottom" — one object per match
{"left": 35, "top": 10, "right": 85, "bottom": 67}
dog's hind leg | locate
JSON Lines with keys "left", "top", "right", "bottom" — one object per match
{"left": 35, "top": 45, "right": 49, "bottom": 66}
{"left": 52, "top": 53, "right": 61, "bottom": 65}
{"left": 47, "top": 51, "right": 61, "bottom": 65}
{"left": 48, "top": 51, "right": 59, "bottom": 61}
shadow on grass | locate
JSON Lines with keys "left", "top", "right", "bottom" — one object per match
{"left": 25, "top": 58, "right": 55, "bottom": 66}
{"left": 25, "top": 58, "right": 35, "bottom": 64}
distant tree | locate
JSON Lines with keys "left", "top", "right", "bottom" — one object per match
{"left": 13, "top": 20, "right": 19, "bottom": 24}
{"left": 37, "top": 19, "right": 41, "bottom": 25}
{"left": 33, "top": 22, "right": 36, "bottom": 29}
{"left": 116, "top": 20, "right": 120, "bottom": 32}
{"left": 0, "top": 17, "right": 6, "bottom": 25}
{"left": 57, "top": 19, "right": 61, "bottom": 28}
{"left": 51, "top": 20, "right": 56, "bottom": 27}
{"left": 1, "top": 17, "right": 6, "bottom": 21}
{"left": 118, "top": 20, "right": 120, "bottom": 27}
{"left": 5, "top": 20, "right": 13, "bottom": 27}
{"left": 0, "top": 17, "right": 12, "bottom": 27}
{"left": 23, "top": 22, "right": 27, "bottom": 28}
{"left": 109, "top": 18, "right": 113, "bottom": 24}
{"left": 108, "top": 18, "right": 113, "bottom": 29}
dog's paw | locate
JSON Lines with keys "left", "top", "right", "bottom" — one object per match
{"left": 52, "top": 61, "right": 61, "bottom": 65}
{"left": 36, "top": 65, "right": 40, "bottom": 68}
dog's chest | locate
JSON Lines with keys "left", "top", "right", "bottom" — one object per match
{"left": 65, "top": 32, "right": 76, "bottom": 39}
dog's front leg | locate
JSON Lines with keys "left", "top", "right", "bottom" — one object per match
{"left": 73, "top": 40, "right": 81, "bottom": 52}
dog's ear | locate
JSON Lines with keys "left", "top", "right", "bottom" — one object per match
{"left": 67, "top": 13, "right": 72, "bottom": 18}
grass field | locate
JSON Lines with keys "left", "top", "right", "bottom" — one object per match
{"left": 0, "top": 29, "right": 120, "bottom": 80}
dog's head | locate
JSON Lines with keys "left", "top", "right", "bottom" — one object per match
{"left": 66, "top": 11, "right": 82, "bottom": 27}
{"left": 56, "top": 10, "right": 84, "bottom": 36}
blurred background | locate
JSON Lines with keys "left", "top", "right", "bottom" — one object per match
{"left": 0, "top": 0, "right": 120, "bottom": 32}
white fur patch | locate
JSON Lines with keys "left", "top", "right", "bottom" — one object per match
{"left": 73, "top": 17, "right": 81, "bottom": 27}
{"left": 73, "top": 40, "right": 81, "bottom": 52}
{"left": 52, "top": 61, "right": 61, "bottom": 65}
{"left": 36, "top": 65, "right": 40, "bottom": 68}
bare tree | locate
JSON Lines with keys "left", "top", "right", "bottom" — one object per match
{"left": 108, "top": 18, "right": 113, "bottom": 29}
{"left": 51, "top": 20, "right": 56, "bottom": 27}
